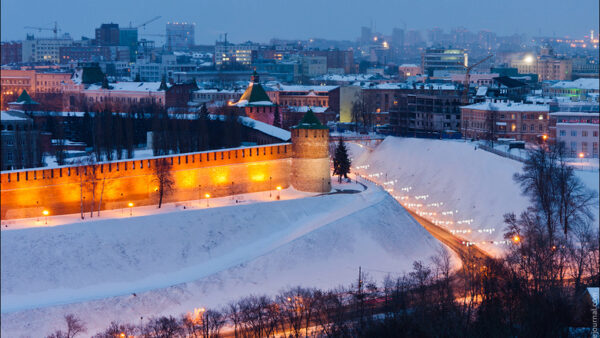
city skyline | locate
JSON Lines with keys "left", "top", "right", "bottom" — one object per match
{"left": 1, "top": 0, "right": 598, "bottom": 44}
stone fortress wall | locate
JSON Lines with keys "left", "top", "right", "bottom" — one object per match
{"left": 1, "top": 144, "right": 294, "bottom": 219}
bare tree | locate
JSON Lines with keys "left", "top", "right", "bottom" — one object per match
{"left": 46, "top": 314, "right": 86, "bottom": 338}
{"left": 153, "top": 158, "right": 175, "bottom": 208}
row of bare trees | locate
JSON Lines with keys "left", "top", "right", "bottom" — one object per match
{"left": 151, "top": 104, "right": 249, "bottom": 157}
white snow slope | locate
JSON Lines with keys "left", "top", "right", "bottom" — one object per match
{"left": 1, "top": 180, "right": 454, "bottom": 336}
{"left": 350, "top": 137, "right": 599, "bottom": 257}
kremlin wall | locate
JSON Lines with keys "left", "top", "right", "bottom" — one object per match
{"left": 0, "top": 111, "right": 332, "bottom": 220}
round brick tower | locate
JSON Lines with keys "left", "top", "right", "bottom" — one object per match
{"left": 291, "top": 109, "right": 331, "bottom": 192}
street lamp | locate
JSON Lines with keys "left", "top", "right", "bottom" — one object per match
{"left": 269, "top": 176, "right": 272, "bottom": 197}
{"left": 205, "top": 193, "right": 211, "bottom": 207}
{"left": 42, "top": 210, "right": 49, "bottom": 224}
{"left": 276, "top": 186, "right": 282, "bottom": 200}
{"left": 512, "top": 235, "right": 520, "bottom": 244}
{"left": 128, "top": 202, "right": 133, "bottom": 216}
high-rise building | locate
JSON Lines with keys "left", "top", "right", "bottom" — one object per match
{"left": 422, "top": 48, "right": 467, "bottom": 76}
{"left": 21, "top": 35, "right": 74, "bottom": 63}
{"left": 214, "top": 41, "right": 258, "bottom": 68}
{"left": 166, "top": 22, "right": 195, "bottom": 50}
{"left": 119, "top": 28, "right": 138, "bottom": 61}
{"left": 392, "top": 28, "right": 405, "bottom": 47}
{"left": 95, "top": 23, "right": 120, "bottom": 46}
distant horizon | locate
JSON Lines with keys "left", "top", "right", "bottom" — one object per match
{"left": 1, "top": 0, "right": 598, "bottom": 45}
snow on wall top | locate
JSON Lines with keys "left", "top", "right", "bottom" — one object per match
{"left": 239, "top": 116, "right": 291, "bottom": 141}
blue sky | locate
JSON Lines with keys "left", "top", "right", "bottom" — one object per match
{"left": 1, "top": 0, "right": 598, "bottom": 44}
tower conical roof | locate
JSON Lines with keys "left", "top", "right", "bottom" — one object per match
{"left": 292, "top": 108, "right": 328, "bottom": 129}
{"left": 234, "top": 71, "right": 274, "bottom": 107}
{"left": 16, "top": 89, "right": 39, "bottom": 105}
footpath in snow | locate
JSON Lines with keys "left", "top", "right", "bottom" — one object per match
{"left": 1, "top": 178, "right": 454, "bottom": 336}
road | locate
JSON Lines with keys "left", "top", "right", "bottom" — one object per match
{"left": 404, "top": 208, "right": 490, "bottom": 261}
{"left": 353, "top": 172, "right": 490, "bottom": 263}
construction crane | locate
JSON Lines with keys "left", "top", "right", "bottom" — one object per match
{"left": 460, "top": 54, "right": 494, "bottom": 105}
{"left": 24, "top": 21, "right": 60, "bottom": 39}
{"left": 135, "top": 16, "right": 161, "bottom": 30}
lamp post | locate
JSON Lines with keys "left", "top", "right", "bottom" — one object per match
{"left": 128, "top": 202, "right": 134, "bottom": 216}
{"left": 269, "top": 176, "right": 272, "bottom": 197}
{"left": 198, "top": 184, "right": 201, "bottom": 208}
{"left": 205, "top": 193, "right": 211, "bottom": 207}
{"left": 276, "top": 186, "right": 282, "bottom": 200}
{"left": 42, "top": 210, "right": 49, "bottom": 225}
{"left": 120, "top": 192, "right": 124, "bottom": 215}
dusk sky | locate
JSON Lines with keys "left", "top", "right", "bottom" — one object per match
{"left": 1, "top": 0, "right": 598, "bottom": 44}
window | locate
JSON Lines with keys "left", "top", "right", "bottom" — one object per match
{"left": 559, "top": 130, "right": 566, "bottom": 136}
{"left": 571, "top": 130, "right": 577, "bottom": 137}
{"left": 571, "top": 142, "right": 577, "bottom": 152}
{"left": 594, "top": 131, "right": 599, "bottom": 138}
{"left": 531, "top": 125, "right": 535, "bottom": 131}
{"left": 582, "top": 142, "right": 588, "bottom": 154}
{"left": 582, "top": 131, "right": 588, "bottom": 137}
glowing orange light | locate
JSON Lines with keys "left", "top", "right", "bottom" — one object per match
{"left": 42, "top": 210, "right": 49, "bottom": 216}
{"left": 120, "top": 333, "right": 125, "bottom": 338}
{"left": 205, "top": 193, "right": 211, "bottom": 198}
{"left": 276, "top": 186, "right": 282, "bottom": 191}
{"left": 513, "top": 235, "right": 520, "bottom": 243}
{"left": 542, "top": 134, "right": 548, "bottom": 141}
{"left": 128, "top": 202, "right": 133, "bottom": 207}
{"left": 578, "top": 153, "right": 584, "bottom": 158}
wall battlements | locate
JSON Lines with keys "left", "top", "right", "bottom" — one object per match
{"left": 1, "top": 144, "right": 293, "bottom": 219}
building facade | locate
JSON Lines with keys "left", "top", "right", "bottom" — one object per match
{"left": 422, "top": 48, "right": 467, "bottom": 76}
{"left": 1, "top": 42, "right": 23, "bottom": 64}
{"left": 95, "top": 23, "right": 120, "bottom": 46}
{"left": 1, "top": 111, "right": 42, "bottom": 170}
{"left": 22, "top": 37, "right": 74, "bottom": 63}
{"left": 461, "top": 100, "right": 550, "bottom": 142}
{"left": 166, "top": 22, "right": 195, "bottom": 50}
{"left": 549, "top": 111, "right": 599, "bottom": 158}
{"left": 214, "top": 41, "right": 259, "bottom": 68}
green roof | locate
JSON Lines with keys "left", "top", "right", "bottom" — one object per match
{"left": 16, "top": 90, "right": 39, "bottom": 105}
{"left": 239, "top": 82, "right": 272, "bottom": 103}
{"left": 237, "top": 70, "right": 273, "bottom": 104}
{"left": 292, "top": 109, "right": 328, "bottom": 129}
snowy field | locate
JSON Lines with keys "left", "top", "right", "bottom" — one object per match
{"left": 348, "top": 137, "right": 599, "bottom": 257}
{"left": 1, "top": 179, "right": 454, "bottom": 336}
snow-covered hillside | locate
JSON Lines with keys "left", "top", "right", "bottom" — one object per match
{"left": 349, "top": 137, "right": 599, "bottom": 257}
{"left": 1, "top": 180, "right": 454, "bottom": 336}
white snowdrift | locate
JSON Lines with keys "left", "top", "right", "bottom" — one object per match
{"left": 349, "top": 137, "right": 598, "bottom": 257}
{"left": 1, "top": 180, "right": 454, "bottom": 336}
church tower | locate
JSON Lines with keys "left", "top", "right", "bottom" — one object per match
{"left": 291, "top": 109, "right": 331, "bottom": 192}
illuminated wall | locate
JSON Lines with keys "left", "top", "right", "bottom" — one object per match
{"left": 0, "top": 144, "right": 292, "bottom": 219}
{"left": 291, "top": 128, "right": 331, "bottom": 192}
